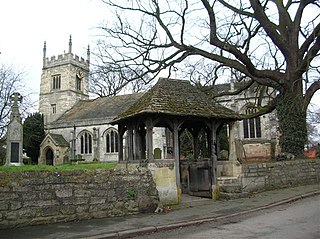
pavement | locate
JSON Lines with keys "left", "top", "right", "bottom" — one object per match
{"left": 1, "top": 184, "right": 319, "bottom": 239}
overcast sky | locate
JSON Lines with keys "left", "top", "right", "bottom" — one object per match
{"left": 0, "top": 0, "right": 319, "bottom": 114}
{"left": 0, "top": 0, "right": 107, "bottom": 109}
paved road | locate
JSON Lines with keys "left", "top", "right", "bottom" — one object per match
{"left": 134, "top": 195, "right": 320, "bottom": 239}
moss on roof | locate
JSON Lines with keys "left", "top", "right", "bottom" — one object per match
{"left": 111, "top": 78, "right": 241, "bottom": 123}
{"left": 54, "top": 93, "right": 144, "bottom": 123}
{"left": 48, "top": 133, "right": 69, "bottom": 147}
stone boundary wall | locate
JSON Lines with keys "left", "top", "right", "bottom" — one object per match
{"left": 240, "top": 159, "right": 320, "bottom": 192}
{"left": 0, "top": 167, "right": 159, "bottom": 229}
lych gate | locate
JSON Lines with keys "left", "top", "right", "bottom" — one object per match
{"left": 111, "top": 78, "right": 240, "bottom": 200}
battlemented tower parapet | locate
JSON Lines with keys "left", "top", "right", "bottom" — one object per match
{"left": 43, "top": 35, "right": 90, "bottom": 70}
{"left": 39, "top": 35, "right": 90, "bottom": 127}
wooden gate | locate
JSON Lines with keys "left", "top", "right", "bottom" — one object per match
{"left": 187, "top": 159, "right": 213, "bottom": 197}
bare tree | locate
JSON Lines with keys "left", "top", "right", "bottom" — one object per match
{"left": 0, "top": 64, "right": 33, "bottom": 139}
{"left": 89, "top": 63, "right": 150, "bottom": 97}
{"left": 96, "top": 0, "right": 320, "bottom": 156}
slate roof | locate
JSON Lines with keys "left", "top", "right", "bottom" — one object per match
{"left": 53, "top": 93, "right": 144, "bottom": 124}
{"left": 48, "top": 133, "right": 69, "bottom": 147}
{"left": 111, "top": 78, "right": 241, "bottom": 123}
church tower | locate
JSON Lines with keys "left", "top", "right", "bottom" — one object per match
{"left": 39, "top": 36, "right": 90, "bottom": 127}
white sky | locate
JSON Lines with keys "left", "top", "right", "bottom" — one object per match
{"left": 0, "top": 0, "right": 107, "bottom": 109}
{"left": 0, "top": 0, "right": 319, "bottom": 115}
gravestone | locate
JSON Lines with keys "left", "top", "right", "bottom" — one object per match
{"left": 6, "top": 92, "right": 24, "bottom": 166}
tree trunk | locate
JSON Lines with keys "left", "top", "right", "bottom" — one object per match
{"left": 276, "top": 91, "right": 307, "bottom": 157}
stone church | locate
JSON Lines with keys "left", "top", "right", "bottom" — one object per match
{"left": 38, "top": 38, "right": 279, "bottom": 166}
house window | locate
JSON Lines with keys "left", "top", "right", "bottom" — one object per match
{"left": 80, "top": 131, "right": 92, "bottom": 154}
{"left": 243, "top": 107, "right": 261, "bottom": 139}
{"left": 51, "top": 104, "right": 56, "bottom": 114}
{"left": 52, "top": 75, "right": 61, "bottom": 89}
{"left": 106, "top": 129, "right": 118, "bottom": 153}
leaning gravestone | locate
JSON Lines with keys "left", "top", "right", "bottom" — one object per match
{"left": 6, "top": 92, "right": 24, "bottom": 166}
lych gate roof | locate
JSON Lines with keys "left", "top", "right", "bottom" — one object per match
{"left": 53, "top": 93, "right": 144, "bottom": 124}
{"left": 111, "top": 78, "right": 241, "bottom": 123}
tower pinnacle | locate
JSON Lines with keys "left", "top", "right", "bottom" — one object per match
{"left": 43, "top": 41, "right": 47, "bottom": 66}
{"left": 87, "top": 45, "right": 90, "bottom": 63}
{"left": 68, "top": 35, "right": 72, "bottom": 54}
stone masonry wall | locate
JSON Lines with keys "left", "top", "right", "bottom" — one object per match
{"left": 240, "top": 159, "right": 320, "bottom": 192}
{"left": 0, "top": 166, "right": 159, "bottom": 229}
{"left": 148, "top": 161, "right": 178, "bottom": 205}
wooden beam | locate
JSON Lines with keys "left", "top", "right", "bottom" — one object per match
{"left": 127, "top": 123, "right": 134, "bottom": 161}
{"left": 117, "top": 124, "right": 126, "bottom": 162}
{"left": 172, "top": 119, "right": 184, "bottom": 191}
{"left": 145, "top": 118, "right": 154, "bottom": 162}
{"left": 205, "top": 120, "right": 221, "bottom": 185}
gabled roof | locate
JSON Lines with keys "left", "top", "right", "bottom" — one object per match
{"left": 52, "top": 93, "right": 144, "bottom": 125}
{"left": 111, "top": 78, "right": 241, "bottom": 123}
{"left": 42, "top": 133, "right": 69, "bottom": 147}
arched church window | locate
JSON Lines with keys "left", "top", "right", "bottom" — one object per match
{"left": 80, "top": 131, "right": 92, "bottom": 154}
{"left": 243, "top": 107, "right": 261, "bottom": 139}
{"left": 105, "top": 128, "right": 118, "bottom": 153}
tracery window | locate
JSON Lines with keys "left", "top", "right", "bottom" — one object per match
{"left": 243, "top": 107, "right": 261, "bottom": 139}
{"left": 52, "top": 74, "right": 61, "bottom": 89}
{"left": 80, "top": 131, "right": 92, "bottom": 154}
{"left": 105, "top": 128, "right": 118, "bottom": 153}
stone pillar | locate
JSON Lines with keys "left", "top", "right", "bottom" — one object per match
{"left": 228, "top": 122, "right": 237, "bottom": 161}
{"left": 6, "top": 93, "right": 24, "bottom": 166}
{"left": 71, "top": 125, "right": 77, "bottom": 160}
{"left": 93, "top": 127, "right": 99, "bottom": 161}
{"left": 228, "top": 122, "right": 241, "bottom": 177}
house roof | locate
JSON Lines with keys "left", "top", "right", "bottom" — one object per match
{"left": 111, "top": 78, "right": 241, "bottom": 124}
{"left": 48, "top": 133, "right": 69, "bottom": 147}
{"left": 53, "top": 93, "right": 144, "bottom": 125}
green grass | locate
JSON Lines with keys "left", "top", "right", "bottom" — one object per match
{"left": 0, "top": 162, "right": 117, "bottom": 172}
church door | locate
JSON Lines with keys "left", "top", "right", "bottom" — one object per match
{"left": 46, "top": 148, "right": 54, "bottom": 165}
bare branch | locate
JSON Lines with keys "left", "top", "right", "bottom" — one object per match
{"left": 304, "top": 80, "right": 320, "bottom": 111}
